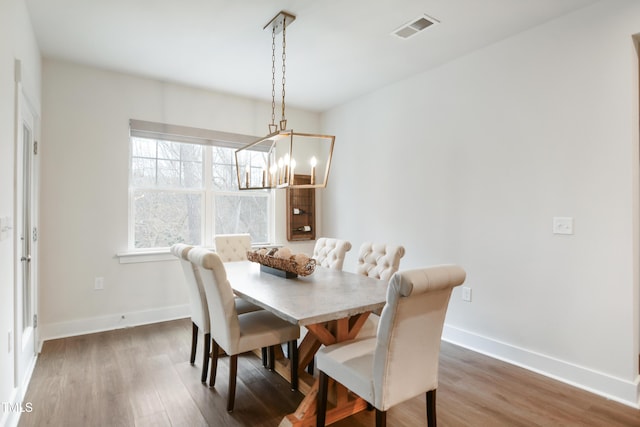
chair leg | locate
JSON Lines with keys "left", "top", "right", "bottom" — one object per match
{"left": 307, "top": 357, "right": 314, "bottom": 375}
{"left": 426, "top": 389, "right": 437, "bottom": 427}
{"left": 209, "top": 339, "right": 219, "bottom": 388}
{"left": 262, "top": 347, "right": 268, "bottom": 368}
{"left": 201, "top": 332, "right": 210, "bottom": 383}
{"left": 268, "top": 346, "right": 275, "bottom": 371}
{"left": 289, "top": 340, "right": 298, "bottom": 391}
{"left": 190, "top": 322, "right": 198, "bottom": 365}
{"left": 316, "top": 371, "right": 329, "bottom": 427}
{"left": 227, "top": 354, "right": 238, "bottom": 412}
{"left": 375, "top": 409, "right": 387, "bottom": 427}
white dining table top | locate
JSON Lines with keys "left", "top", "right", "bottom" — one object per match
{"left": 224, "top": 260, "right": 388, "bottom": 326}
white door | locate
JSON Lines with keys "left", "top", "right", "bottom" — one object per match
{"left": 15, "top": 86, "right": 38, "bottom": 391}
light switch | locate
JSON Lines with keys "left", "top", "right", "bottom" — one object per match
{"left": 462, "top": 287, "right": 472, "bottom": 302}
{"left": 553, "top": 217, "right": 574, "bottom": 235}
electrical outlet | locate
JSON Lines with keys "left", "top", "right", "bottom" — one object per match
{"left": 462, "top": 287, "right": 472, "bottom": 302}
{"left": 94, "top": 277, "right": 104, "bottom": 290}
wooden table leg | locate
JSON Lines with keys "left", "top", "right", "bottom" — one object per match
{"left": 278, "top": 313, "right": 371, "bottom": 426}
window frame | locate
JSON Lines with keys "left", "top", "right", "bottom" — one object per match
{"left": 127, "top": 120, "right": 273, "bottom": 251}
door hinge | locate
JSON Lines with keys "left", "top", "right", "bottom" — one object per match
{"left": 33, "top": 141, "right": 38, "bottom": 155}
{"left": 33, "top": 314, "right": 37, "bottom": 328}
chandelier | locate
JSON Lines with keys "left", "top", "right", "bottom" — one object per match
{"left": 235, "top": 11, "right": 335, "bottom": 190}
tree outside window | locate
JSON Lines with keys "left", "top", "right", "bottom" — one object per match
{"left": 130, "top": 136, "right": 271, "bottom": 249}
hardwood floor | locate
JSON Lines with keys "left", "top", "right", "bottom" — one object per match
{"left": 18, "top": 318, "right": 640, "bottom": 426}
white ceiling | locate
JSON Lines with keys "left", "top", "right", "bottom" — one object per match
{"left": 26, "top": 0, "right": 599, "bottom": 112}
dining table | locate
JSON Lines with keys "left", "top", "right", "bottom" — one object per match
{"left": 224, "top": 260, "right": 388, "bottom": 427}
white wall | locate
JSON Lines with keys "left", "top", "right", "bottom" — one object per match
{"left": 322, "top": 0, "right": 640, "bottom": 406}
{"left": 0, "top": 1, "right": 41, "bottom": 426}
{"left": 38, "top": 59, "right": 321, "bottom": 340}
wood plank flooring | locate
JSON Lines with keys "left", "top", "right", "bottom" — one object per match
{"left": 18, "top": 318, "right": 640, "bottom": 426}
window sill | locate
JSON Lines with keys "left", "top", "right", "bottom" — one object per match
{"left": 116, "top": 244, "right": 282, "bottom": 264}
{"left": 116, "top": 249, "right": 175, "bottom": 264}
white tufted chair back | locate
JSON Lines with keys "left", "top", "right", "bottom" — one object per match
{"left": 356, "top": 242, "right": 406, "bottom": 282}
{"left": 170, "top": 243, "right": 210, "bottom": 332}
{"left": 214, "top": 233, "right": 252, "bottom": 262}
{"left": 312, "top": 238, "right": 352, "bottom": 271}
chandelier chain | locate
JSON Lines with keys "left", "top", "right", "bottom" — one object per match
{"left": 270, "top": 25, "right": 276, "bottom": 129}
{"left": 281, "top": 16, "right": 286, "bottom": 126}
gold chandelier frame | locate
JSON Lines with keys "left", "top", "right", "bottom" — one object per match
{"left": 235, "top": 11, "right": 335, "bottom": 190}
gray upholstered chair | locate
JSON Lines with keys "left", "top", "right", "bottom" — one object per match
{"left": 214, "top": 233, "right": 252, "bottom": 262}
{"left": 355, "top": 242, "right": 406, "bottom": 338}
{"left": 316, "top": 265, "right": 466, "bottom": 427}
{"left": 187, "top": 247, "right": 300, "bottom": 412}
{"left": 312, "top": 237, "right": 352, "bottom": 271}
{"left": 170, "top": 243, "right": 261, "bottom": 383}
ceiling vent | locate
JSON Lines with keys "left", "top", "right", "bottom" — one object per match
{"left": 392, "top": 14, "right": 439, "bottom": 39}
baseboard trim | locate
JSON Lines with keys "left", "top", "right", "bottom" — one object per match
{"left": 38, "top": 304, "right": 190, "bottom": 344}
{"left": 442, "top": 324, "right": 640, "bottom": 408}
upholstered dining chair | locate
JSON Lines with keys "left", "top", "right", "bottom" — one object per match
{"left": 187, "top": 247, "right": 301, "bottom": 412}
{"left": 316, "top": 265, "right": 466, "bottom": 427}
{"left": 312, "top": 237, "right": 352, "bottom": 271}
{"left": 213, "top": 233, "right": 270, "bottom": 364}
{"left": 355, "top": 242, "right": 405, "bottom": 338}
{"left": 212, "top": 233, "right": 261, "bottom": 311}
{"left": 305, "top": 237, "right": 353, "bottom": 374}
{"left": 214, "top": 233, "right": 252, "bottom": 262}
{"left": 170, "top": 243, "right": 261, "bottom": 383}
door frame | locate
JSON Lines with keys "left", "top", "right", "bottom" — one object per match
{"left": 13, "top": 58, "right": 39, "bottom": 394}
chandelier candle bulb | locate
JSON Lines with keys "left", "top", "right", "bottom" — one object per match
{"left": 290, "top": 159, "right": 296, "bottom": 183}
{"left": 310, "top": 156, "right": 317, "bottom": 185}
{"left": 278, "top": 158, "right": 284, "bottom": 185}
{"left": 284, "top": 153, "right": 290, "bottom": 184}
{"left": 270, "top": 164, "right": 277, "bottom": 187}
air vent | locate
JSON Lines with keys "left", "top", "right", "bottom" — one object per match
{"left": 392, "top": 14, "right": 439, "bottom": 39}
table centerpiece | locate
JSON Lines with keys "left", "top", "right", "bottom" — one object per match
{"left": 247, "top": 247, "right": 316, "bottom": 278}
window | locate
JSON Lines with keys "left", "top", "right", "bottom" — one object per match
{"left": 129, "top": 120, "right": 272, "bottom": 249}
